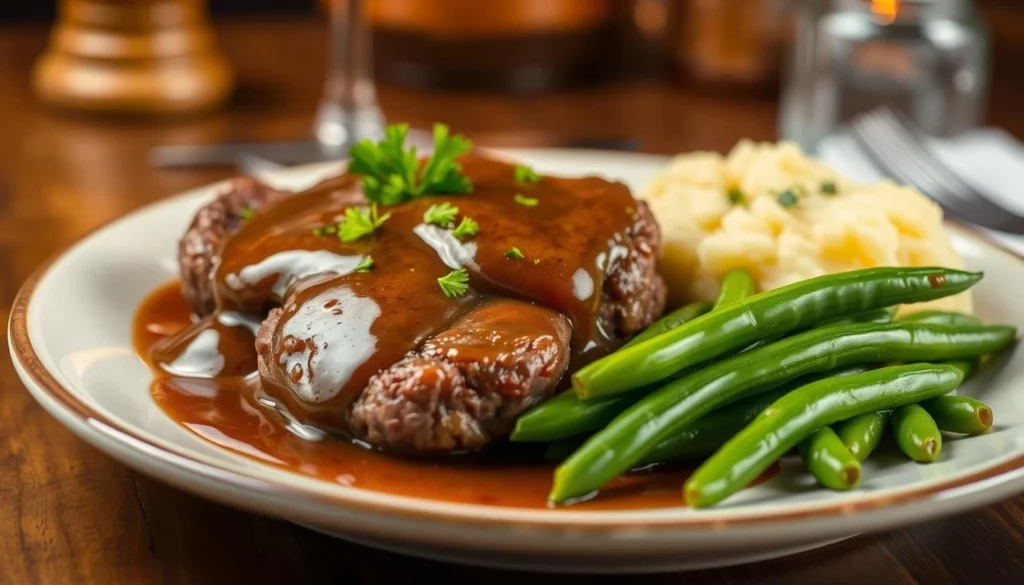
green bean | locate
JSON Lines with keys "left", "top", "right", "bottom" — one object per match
{"left": 713, "top": 269, "right": 756, "bottom": 310}
{"left": 511, "top": 390, "right": 640, "bottom": 443}
{"left": 943, "top": 360, "right": 977, "bottom": 379}
{"left": 685, "top": 363, "right": 963, "bottom": 507}
{"left": 637, "top": 387, "right": 790, "bottom": 464}
{"left": 522, "top": 324, "right": 867, "bottom": 448}
{"left": 512, "top": 302, "right": 710, "bottom": 443}
{"left": 892, "top": 404, "right": 943, "bottom": 462}
{"left": 642, "top": 365, "right": 873, "bottom": 465}
{"left": 624, "top": 302, "right": 712, "bottom": 349}
{"left": 544, "top": 366, "right": 873, "bottom": 465}
{"left": 898, "top": 312, "right": 982, "bottom": 385}
{"left": 824, "top": 306, "right": 897, "bottom": 326}
{"left": 549, "top": 322, "right": 1014, "bottom": 503}
{"left": 799, "top": 428, "right": 862, "bottom": 490}
{"left": 543, "top": 436, "right": 586, "bottom": 463}
{"left": 718, "top": 307, "right": 893, "bottom": 363}
{"left": 541, "top": 387, "right": 788, "bottom": 464}
{"left": 835, "top": 411, "right": 891, "bottom": 462}
{"left": 920, "top": 395, "right": 993, "bottom": 434}
{"left": 573, "top": 267, "right": 982, "bottom": 400}
{"left": 898, "top": 309, "right": 982, "bottom": 326}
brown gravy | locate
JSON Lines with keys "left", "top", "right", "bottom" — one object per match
{"left": 163, "top": 155, "right": 643, "bottom": 432}
{"left": 136, "top": 282, "right": 779, "bottom": 510}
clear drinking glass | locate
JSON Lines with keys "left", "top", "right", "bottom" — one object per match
{"left": 779, "top": 0, "right": 989, "bottom": 154}
{"left": 314, "top": 0, "right": 385, "bottom": 156}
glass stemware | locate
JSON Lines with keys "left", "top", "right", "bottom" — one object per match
{"left": 150, "top": 0, "right": 386, "bottom": 169}
{"left": 315, "top": 0, "right": 385, "bottom": 155}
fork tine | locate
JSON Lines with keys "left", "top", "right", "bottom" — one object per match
{"left": 850, "top": 113, "right": 994, "bottom": 227}
{"left": 847, "top": 108, "right": 1024, "bottom": 234}
{"left": 850, "top": 114, "right": 961, "bottom": 204}
{"left": 875, "top": 108, "right": 1024, "bottom": 218}
{"left": 873, "top": 109, "right": 981, "bottom": 198}
{"left": 858, "top": 112, "right": 970, "bottom": 204}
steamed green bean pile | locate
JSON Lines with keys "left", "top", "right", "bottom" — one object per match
{"left": 510, "top": 266, "right": 1017, "bottom": 507}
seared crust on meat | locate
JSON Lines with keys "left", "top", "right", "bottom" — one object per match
{"left": 179, "top": 177, "right": 290, "bottom": 316}
{"left": 347, "top": 301, "right": 572, "bottom": 452}
{"left": 599, "top": 201, "right": 667, "bottom": 338}
{"left": 347, "top": 357, "right": 492, "bottom": 452}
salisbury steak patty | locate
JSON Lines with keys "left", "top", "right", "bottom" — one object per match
{"left": 188, "top": 199, "right": 665, "bottom": 452}
{"left": 178, "top": 155, "right": 667, "bottom": 454}
{"left": 346, "top": 300, "right": 572, "bottom": 452}
{"left": 179, "top": 177, "right": 290, "bottom": 316}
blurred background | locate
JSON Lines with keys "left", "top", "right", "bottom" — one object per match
{"left": 3, "top": 5, "right": 1024, "bottom": 579}
{"left": 2, "top": 0, "right": 1024, "bottom": 257}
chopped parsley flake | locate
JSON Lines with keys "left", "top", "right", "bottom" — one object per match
{"left": 505, "top": 247, "right": 525, "bottom": 260}
{"left": 514, "top": 164, "right": 542, "bottom": 185}
{"left": 312, "top": 225, "right": 338, "bottom": 237}
{"left": 353, "top": 256, "right": 375, "bottom": 272}
{"left": 338, "top": 203, "right": 391, "bottom": 243}
{"left": 821, "top": 180, "right": 838, "bottom": 195}
{"left": 451, "top": 216, "right": 479, "bottom": 240}
{"left": 727, "top": 187, "right": 745, "bottom": 205}
{"left": 777, "top": 190, "right": 799, "bottom": 208}
{"left": 239, "top": 207, "right": 254, "bottom": 219}
{"left": 514, "top": 193, "right": 539, "bottom": 207}
{"left": 438, "top": 268, "right": 470, "bottom": 297}
{"left": 423, "top": 202, "right": 459, "bottom": 227}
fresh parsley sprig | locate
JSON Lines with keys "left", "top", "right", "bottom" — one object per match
{"left": 338, "top": 203, "right": 391, "bottom": 243}
{"left": 353, "top": 256, "right": 375, "bottom": 272}
{"left": 438, "top": 268, "right": 470, "bottom": 297}
{"left": 423, "top": 202, "right": 459, "bottom": 227}
{"left": 451, "top": 217, "right": 479, "bottom": 241}
{"left": 348, "top": 123, "right": 473, "bottom": 206}
{"left": 422, "top": 202, "right": 478, "bottom": 240}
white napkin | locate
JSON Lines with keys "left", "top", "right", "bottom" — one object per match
{"left": 816, "top": 128, "right": 1024, "bottom": 254}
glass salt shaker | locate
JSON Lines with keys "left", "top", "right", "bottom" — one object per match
{"left": 779, "top": 0, "right": 989, "bottom": 154}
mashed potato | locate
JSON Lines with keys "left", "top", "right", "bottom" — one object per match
{"left": 641, "top": 140, "right": 972, "bottom": 315}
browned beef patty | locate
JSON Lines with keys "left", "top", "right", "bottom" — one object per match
{"left": 178, "top": 177, "right": 290, "bottom": 316}
{"left": 345, "top": 300, "right": 572, "bottom": 452}
{"left": 182, "top": 173, "right": 665, "bottom": 453}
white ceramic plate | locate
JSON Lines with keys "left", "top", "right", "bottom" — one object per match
{"left": 10, "top": 149, "right": 1024, "bottom": 574}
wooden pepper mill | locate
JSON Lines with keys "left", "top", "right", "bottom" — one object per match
{"left": 33, "top": 0, "right": 235, "bottom": 115}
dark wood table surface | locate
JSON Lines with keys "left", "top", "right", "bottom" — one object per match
{"left": 4, "top": 15, "right": 1024, "bottom": 585}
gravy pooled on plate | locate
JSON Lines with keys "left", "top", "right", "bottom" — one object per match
{"left": 136, "top": 282, "right": 786, "bottom": 510}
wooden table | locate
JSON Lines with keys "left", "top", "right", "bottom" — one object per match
{"left": 4, "top": 16, "right": 1024, "bottom": 585}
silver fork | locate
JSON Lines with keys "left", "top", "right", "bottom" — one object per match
{"left": 847, "top": 107, "right": 1024, "bottom": 234}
